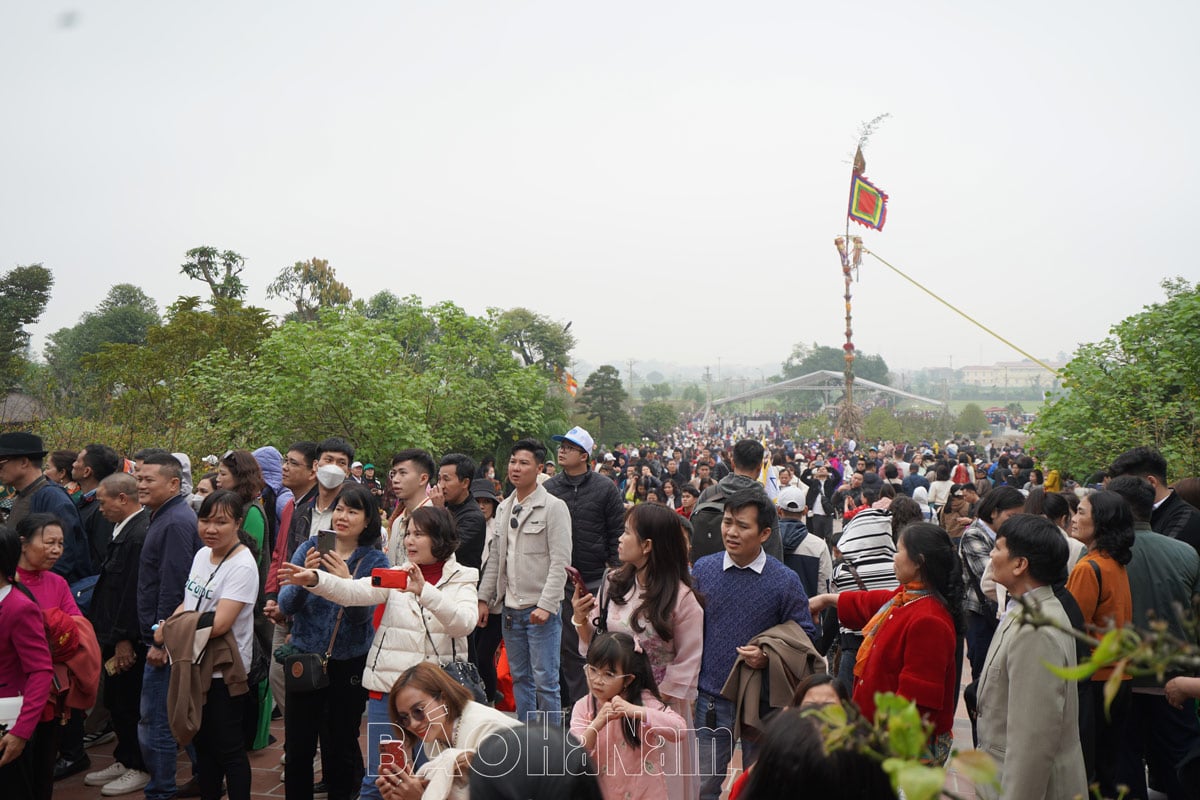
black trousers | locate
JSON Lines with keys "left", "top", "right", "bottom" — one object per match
{"left": 102, "top": 643, "right": 147, "bottom": 771}
{"left": 1115, "top": 691, "right": 1199, "bottom": 800}
{"left": 195, "top": 678, "right": 251, "bottom": 800}
{"left": 1080, "top": 678, "right": 1132, "bottom": 800}
{"left": 474, "top": 613, "right": 504, "bottom": 702}
{"left": 30, "top": 718, "right": 60, "bottom": 800}
{"left": 0, "top": 726, "right": 37, "bottom": 800}
{"left": 284, "top": 654, "right": 368, "bottom": 800}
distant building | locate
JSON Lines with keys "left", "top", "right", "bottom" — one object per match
{"left": 0, "top": 391, "right": 48, "bottom": 426}
{"left": 960, "top": 359, "right": 1064, "bottom": 388}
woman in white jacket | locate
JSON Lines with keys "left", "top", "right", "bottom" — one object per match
{"left": 280, "top": 506, "right": 479, "bottom": 800}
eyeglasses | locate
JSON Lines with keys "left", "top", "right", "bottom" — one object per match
{"left": 284, "top": 458, "right": 307, "bottom": 469}
{"left": 584, "top": 665, "right": 632, "bottom": 684}
{"left": 394, "top": 694, "right": 442, "bottom": 728}
{"left": 510, "top": 504, "right": 522, "bottom": 528}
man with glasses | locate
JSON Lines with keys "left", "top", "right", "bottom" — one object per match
{"left": 477, "top": 438, "right": 572, "bottom": 723}
{"left": 545, "top": 426, "right": 624, "bottom": 706}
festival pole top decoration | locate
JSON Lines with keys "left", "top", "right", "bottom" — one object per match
{"left": 848, "top": 146, "right": 888, "bottom": 231}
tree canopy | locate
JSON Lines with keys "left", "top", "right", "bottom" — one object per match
{"left": 1030, "top": 278, "right": 1200, "bottom": 480}
{"left": 782, "top": 343, "right": 891, "bottom": 384}
{"left": 267, "top": 257, "right": 353, "bottom": 321}
{"left": 577, "top": 365, "right": 637, "bottom": 445}
{"left": 0, "top": 264, "right": 53, "bottom": 392}
{"left": 493, "top": 307, "right": 576, "bottom": 372}
{"left": 180, "top": 246, "right": 248, "bottom": 301}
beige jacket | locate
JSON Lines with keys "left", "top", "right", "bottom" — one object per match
{"left": 162, "top": 610, "right": 248, "bottom": 746}
{"left": 477, "top": 483, "right": 572, "bottom": 615}
{"left": 720, "top": 620, "right": 824, "bottom": 740}
{"left": 976, "top": 584, "right": 1087, "bottom": 800}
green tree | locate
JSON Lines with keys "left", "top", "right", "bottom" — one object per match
{"left": 42, "top": 284, "right": 160, "bottom": 410}
{"left": 0, "top": 264, "right": 54, "bottom": 392}
{"left": 681, "top": 383, "right": 705, "bottom": 406}
{"left": 863, "top": 407, "right": 904, "bottom": 442}
{"left": 1031, "top": 278, "right": 1200, "bottom": 480}
{"left": 782, "top": 343, "right": 891, "bottom": 384}
{"left": 493, "top": 307, "right": 576, "bottom": 371}
{"left": 638, "top": 401, "right": 678, "bottom": 439}
{"left": 578, "top": 365, "right": 631, "bottom": 444}
{"left": 266, "top": 257, "right": 353, "bottom": 321}
{"left": 180, "top": 246, "right": 248, "bottom": 301}
{"left": 356, "top": 290, "right": 404, "bottom": 320}
{"left": 957, "top": 403, "right": 989, "bottom": 436}
{"left": 638, "top": 382, "right": 672, "bottom": 403}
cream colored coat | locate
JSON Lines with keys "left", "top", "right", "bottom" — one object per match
{"left": 976, "top": 584, "right": 1087, "bottom": 800}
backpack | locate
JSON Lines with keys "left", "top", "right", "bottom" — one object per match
{"left": 689, "top": 499, "right": 728, "bottom": 562}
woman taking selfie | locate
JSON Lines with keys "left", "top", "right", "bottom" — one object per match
{"left": 277, "top": 483, "right": 389, "bottom": 800}
{"left": 279, "top": 505, "right": 478, "bottom": 800}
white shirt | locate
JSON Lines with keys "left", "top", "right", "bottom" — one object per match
{"left": 111, "top": 509, "right": 141, "bottom": 541}
{"left": 723, "top": 548, "right": 767, "bottom": 574}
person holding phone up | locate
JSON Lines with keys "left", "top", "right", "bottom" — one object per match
{"left": 280, "top": 501, "right": 478, "bottom": 800}
{"left": 277, "top": 483, "right": 389, "bottom": 800}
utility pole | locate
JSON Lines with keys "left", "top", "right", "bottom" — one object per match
{"left": 627, "top": 359, "right": 636, "bottom": 402}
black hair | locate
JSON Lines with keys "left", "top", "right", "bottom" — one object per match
{"left": 789, "top": 673, "right": 850, "bottom": 707}
{"left": 81, "top": 444, "right": 121, "bottom": 482}
{"left": 391, "top": 448, "right": 435, "bottom": 484}
{"left": 48, "top": 450, "right": 77, "bottom": 477}
{"left": 1038, "top": 490, "right": 1073, "bottom": 528}
{"left": 723, "top": 487, "right": 775, "bottom": 533}
{"left": 0, "top": 526, "right": 19, "bottom": 582}
{"left": 1084, "top": 491, "right": 1135, "bottom": 566}
{"left": 316, "top": 436, "right": 355, "bottom": 466}
{"left": 681, "top": 484, "right": 700, "bottom": 498}
{"left": 883, "top": 463, "right": 898, "bottom": 480}
{"left": 510, "top": 438, "right": 547, "bottom": 465}
{"left": 741, "top": 708, "right": 896, "bottom": 800}
{"left": 438, "top": 453, "right": 477, "bottom": 483}
{"left": 287, "top": 440, "right": 319, "bottom": 468}
{"left": 888, "top": 496, "right": 923, "bottom": 537}
{"left": 15, "top": 513, "right": 64, "bottom": 549}
{"left": 586, "top": 632, "right": 661, "bottom": 749}
{"left": 468, "top": 725, "right": 602, "bottom": 800}
{"left": 406, "top": 505, "right": 459, "bottom": 561}
{"left": 141, "top": 452, "right": 182, "bottom": 481}
{"left": 1109, "top": 446, "right": 1169, "bottom": 483}
{"left": 606, "top": 504, "right": 703, "bottom": 642}
{"left": 133, "top": 447, "right": 170, "bottom": 462}
{"left": 474, "top": 457, "right": 495, "bottom": 479}
{"left": 934, "top": 463, "right": 951, "bottom": 481}
{"left": 732, "top": 439, "right": 765, "bottom": 471}
{"left": 995, "top": 514, "right": 1069, "bottom": 585}
{"left": 1023, "top": 487, "right": 1048, "bottom": 516}
{"left": 197, "top": 489, "right": 260, "bottom": 561}
{"left": 1106, "top": 475, "right": 1155, "bottom": 524}
{"left": 897, "top": 522, "right": 966, "bottom": 635}
{"left": 332, "top": 483, "right": 383, "bottom": 548}
{"left": 975, "top": 485, "right": 1025, "bottom": 526}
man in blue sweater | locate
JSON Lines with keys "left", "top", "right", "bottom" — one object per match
{"left": 692, "top": 489, "right": 817, "bottom": 800}
{"left": 135, "top": 453, "right": 200, "bottom": 800}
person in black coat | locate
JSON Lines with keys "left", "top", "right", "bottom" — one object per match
{"left": 798, "top": 461, "right": 841, "bottom": 542}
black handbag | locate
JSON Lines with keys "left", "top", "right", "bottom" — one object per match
{"left": 284, "top": 608, "right": 343, "bottom": 694}
{"left": 422, "top": 612, "right": 488, "bottom": 703}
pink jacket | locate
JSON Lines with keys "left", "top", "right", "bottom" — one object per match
{"left": 570, "top": 690, "right": 687, "bottom": 800}
{"left": 0, "top": 587, "right": 54, "bottom": 740}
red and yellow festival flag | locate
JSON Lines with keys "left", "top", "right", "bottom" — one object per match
{"left": 563, "top": 371, "right": 579, "bottom": 397}
{"left": 848, "top": 145, "right": 888, "bottom": 230}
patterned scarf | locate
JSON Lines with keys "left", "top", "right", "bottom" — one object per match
{"left": 853, "top": 582, "right": 932, "bottom": 679}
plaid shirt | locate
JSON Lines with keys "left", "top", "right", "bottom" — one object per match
{"left": 958, "top": 520, "right": 996, "bottom": 615}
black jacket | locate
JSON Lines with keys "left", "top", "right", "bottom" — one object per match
{"left": 692, "top": 474, "right": 783, "bottom": 562}
{"left": 79, "top": 490, "right": 115, "bottom": 573}
{"left": 1152, "top": 492, "right": 1200, "bottom": 554}
{"left": 89, "top": 508, "right": 149, "bottom": 648}
{"left": 799, "top": 466, "right": 842, "bottom": 512}
{"left": 448, "top": 497, "right": 486, "bottom": 570}
{"left": 544, "top": 469, "right": 624, "bottom": 583}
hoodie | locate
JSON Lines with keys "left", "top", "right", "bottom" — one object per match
{"left": 692, "top": 473, "right": 782, "bottom": 562}
{"left": 253, "top": 446, "right": 293, "bottom": 520}
{"left": 172, "top": 452, "right": 193, "bottom": 497}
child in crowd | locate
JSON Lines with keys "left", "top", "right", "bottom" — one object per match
{"left": 570, "top": 633, "right": 687, "bottom": 800}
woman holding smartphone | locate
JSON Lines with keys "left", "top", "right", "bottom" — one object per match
{"left": 279, "top": 505, "right": 478, "bottom": 800}
{"left": 277, "top": 483, "right": 389, "bottom": 800}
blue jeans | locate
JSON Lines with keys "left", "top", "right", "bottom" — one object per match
{"left": 138, "top": 661, "right": 178, "bottom": 800}
{"left": 502, "top": 607, "right": 561, "bottom": 723}
{"left": 359, "top": 695, "right": 392, "bottom": 800}
{"left": 695, "top": 690, "right": 756, "bottom": 800}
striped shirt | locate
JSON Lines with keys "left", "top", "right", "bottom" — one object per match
{"left": 831, "top": 509, "right": 899, "bottom": 633}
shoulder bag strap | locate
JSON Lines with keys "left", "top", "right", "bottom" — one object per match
{"left": 324, "top": 556, "right": 370, "bottom": 659}
{"left": 843, "top": 560, "right": 869, "bottom": 592}
{"left": 1088, "top": 559, "right": 1102, "bottom": 600}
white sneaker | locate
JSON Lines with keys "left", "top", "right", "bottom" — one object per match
{"left": 84, "top": 762, "right": 127, "bottom": 787}
{"left": 101, "top": 769, "right": 151, "bottom": 796}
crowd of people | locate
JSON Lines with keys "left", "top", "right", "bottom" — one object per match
{"left": 0, "top": 419, "right": 1199, "bottom": 800}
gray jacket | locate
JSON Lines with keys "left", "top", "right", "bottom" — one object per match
{"left": 478, "top": 483, "right": 572, "bottom": 615}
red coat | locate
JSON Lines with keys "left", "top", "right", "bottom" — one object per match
{"left": 837, "top": 588, "right": 957, "bottom": 736}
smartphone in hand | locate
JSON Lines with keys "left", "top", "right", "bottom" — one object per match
{"left": 317, "top": 529, "right": 336, "bottom": 555}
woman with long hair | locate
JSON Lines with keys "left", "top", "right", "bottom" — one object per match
{"left": 277, "top": 484, "right": 389, "bottom": 800}
{"left": 1065, "top": 490, "right": 1135, "bottom": 797}
{"left": 660, "top": 479, "right": 681, "bottom": 511}
{"left": 279, "top": 505, "right": 478, "bottom": 800}
{"left": 571, "top": 503, "right": 703, "bottom": 800}
{"left": 810, "top": 522, "right": 964, "bottom": 762}
{"left": 216, "top": 450, "right": 269, "bottom": 555}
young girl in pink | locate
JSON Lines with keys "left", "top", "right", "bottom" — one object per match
{"left": 570, "top": 633, "right": 687, "bottom": 800}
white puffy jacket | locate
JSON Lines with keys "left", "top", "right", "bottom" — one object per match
{"left": 307, "top": 554, "right": 479, "bottom": 694}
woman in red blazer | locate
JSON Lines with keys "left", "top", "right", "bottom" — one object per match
{"left": 810, "top": 522, "right": 964, "bottom": 762}
{"left": 0, "top": 525, "right": 55, "bottom": 800}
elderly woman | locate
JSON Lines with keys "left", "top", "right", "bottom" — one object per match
{"left": 280, "top": 505, "right": 478, "bottom": 800}
{"left": 376, "top": 663, "right": 520, "bottom": 800}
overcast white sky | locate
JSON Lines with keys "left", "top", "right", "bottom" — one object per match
{"left": 3, "top": 1, "right": 1198, "bottom": 376}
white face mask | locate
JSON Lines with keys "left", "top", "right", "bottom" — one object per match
{"left": 317, "top": 464, "right": 347, "bottom": 490}
{"left": 188, "top": 493, "right": 204, "bottom": 512}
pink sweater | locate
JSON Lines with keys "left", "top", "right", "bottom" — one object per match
{"left": 571, "top": 691, "right": 688, "bottom": 800}
{"left": 16, "top": 567, "right": 81, "bottom": 616}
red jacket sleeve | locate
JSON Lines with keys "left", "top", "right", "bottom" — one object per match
{"left": 264, "top": 499, "right": 295, "bottom": 598}
{"left": 837, "top": 588, "right": 898, "bottom": 630}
